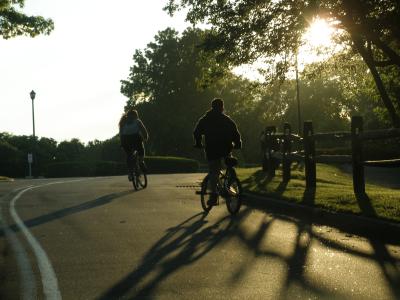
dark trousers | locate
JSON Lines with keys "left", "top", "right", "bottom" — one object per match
{"left": 208, "top": 158, "right": 223, "bottom": 194}
{"left": 121, "top": 134, "right": 145, "bottom": 174}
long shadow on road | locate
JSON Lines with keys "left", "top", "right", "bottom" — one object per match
{"left": 2, "top": 190, "right": 135, "bottom": 236}
{"left": 242, "top": 169, "right": 399, "bottom": 297}
{"left": 245, "top": 192, "right": 400, "bottom": 299}
{"left": 6, "top": 178, "right": 398, "bottom": 299}
{"left": 97, "top": 197, "right": 400, "bottom": 300}
{"left": 98, "top": 210, "right": 249, "bottom": 299}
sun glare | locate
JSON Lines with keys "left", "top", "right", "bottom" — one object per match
{"left": 297, "top": 17, "right": 339, "bottom": 66}
{"left": 236, "top": 17, "right": 340, "bottom": 81}
{"left": 304, "top": 18, "right": 335, "bottom": 48}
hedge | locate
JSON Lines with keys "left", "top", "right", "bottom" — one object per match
{"left": 144, "top": 156, "right": 199, "bottom": 174}
{"left": 44, "top": 156, "right": 199, "bottom": 178}
{"left": 0, "top": 162, "right": 27, "bottom": 178}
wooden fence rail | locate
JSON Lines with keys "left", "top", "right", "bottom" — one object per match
{"left": 261, "top": 116, "right": 400, "bottom": 194}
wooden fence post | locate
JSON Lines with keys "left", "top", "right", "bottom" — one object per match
{"left": 282, "top": 122, "right": 292, "bottom": 182}
{"left": 262, "top": 126, "right": 273, "bottom": 172}
{"left": 261, "top": 128, "right": 268, "bottom": 172}
{"left": 266, "top": 126, "right": 277, "bottom": 177}
{"left": 303, "top": 121, "right": 316, "bottom": 188}
{"left": 351, "top": 116, "right": 365, "bottom": 194}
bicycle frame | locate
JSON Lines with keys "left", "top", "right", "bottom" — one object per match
{"left": 130, "top": 150, "right": 147, "bottom": 190}
{"left": 132, "top": 150, "right": 140, "bottom": 173}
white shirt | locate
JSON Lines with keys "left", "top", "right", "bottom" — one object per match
{"left": 121, "top": 119, "right": 141, "bottom": 135}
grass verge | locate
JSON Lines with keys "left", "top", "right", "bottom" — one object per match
{"left": 237, "top": 163, "right": 400, "bottom": 223}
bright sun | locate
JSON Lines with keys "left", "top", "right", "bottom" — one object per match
{"left": 298, "top": 17, "right": 338, "bottom": 65}
{"left": 234, "top": 17, "right": 339, "bottom": 80}
{"left": 303, "top": 18, "right": 335, "bottom": 48}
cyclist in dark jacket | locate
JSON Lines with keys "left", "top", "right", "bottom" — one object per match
{"left": 193, "top": 98, "right": 242, "bottom": 205}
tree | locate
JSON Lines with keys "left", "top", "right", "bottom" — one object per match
{"left": 121, "top": 27, "right": 229, "bottom": 157}
{"left": 0, "top": 0, "right": 54, "bottom": 39}
{"left": 121, "top": 26, "right": 370, "bottom": 162}
{"left": 37, "top": 137, "right": 57, "bottom": 165}
{"left": 165, "top": 0, "right": 400, "bottom": 127}
{"left": 55, "top": 138, "right": 85, "bottom": 162}
{"left": 302, "top": 50, "right": 399, "bottom": 129}
{"left": 0, "top": 139, "right": 21, "bottom": 163}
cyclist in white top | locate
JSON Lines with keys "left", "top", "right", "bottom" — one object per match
{"left": 119, "top": 109, "right": 149, "bottom": 181}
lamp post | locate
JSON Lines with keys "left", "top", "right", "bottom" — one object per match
{"left": 295, "top": 52, "right": 302, "bottom": 135}
{"left": 29, "top": 90, "right": 36, "bottom": 178}
{"left": 30, "top": 90, "right": 36, "bottom": 138}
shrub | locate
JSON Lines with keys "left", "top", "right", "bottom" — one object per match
{"left": 0, "top": 141, "right": 26, "bottom": 177}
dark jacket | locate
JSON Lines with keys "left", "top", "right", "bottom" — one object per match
{"left": 193, "top": 109, "right": 242, "bottom": 161}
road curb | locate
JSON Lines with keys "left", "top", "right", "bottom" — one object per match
{"left": 243, "top": 192, "right": 400, "bottom": 237}
{"left": 0, "top": 178, "right": 14, "bottom": 182}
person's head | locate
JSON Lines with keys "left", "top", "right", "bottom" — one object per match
{"left": 211, "top": 98, "right": 224, "bottom": 113}
{"left": 119, "top": 108, "right": 138, "bottom": 129}
{"left": 126, "top": 109, "right": 139, "bottom": 120}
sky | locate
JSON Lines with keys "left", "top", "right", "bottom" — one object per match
{"left": 1, "top": 2, "right": 336, "bottom": 144}
{"left": 0, "top": 0, "right": 189, "bottom": 143}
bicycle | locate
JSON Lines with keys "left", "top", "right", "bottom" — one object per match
{"left": 130, "top": 150, "right": 147, "bottom": 190}
{"left": 197, "top": 156, "right": 242, "bottom": 215}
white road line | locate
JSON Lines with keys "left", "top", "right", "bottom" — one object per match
{"left": 0, "top": 187, "right": 37, "bottom": 300}
{"left": 9, "top": 179, "right": 86, "bottom": 300}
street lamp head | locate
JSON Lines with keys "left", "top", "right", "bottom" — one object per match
{"left": 30, "top": 90, "right": 36, "bottom": 100}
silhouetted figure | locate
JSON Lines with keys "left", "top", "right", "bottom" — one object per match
{"left": 119, "top": 109, "right": 149, "bottom": 181}
{"left": 193, "top": 98, "right": 242, "bottom": 205}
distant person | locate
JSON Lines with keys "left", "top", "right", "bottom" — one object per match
{"left": 119, "top": 109, "right": 149, "bottom": 181}
{"left": 193, "top": 98, "right": 242, "bottom": 205}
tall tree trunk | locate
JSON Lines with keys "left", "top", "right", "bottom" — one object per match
{"left": 339, "top": 6, "right": 400, "bottom": 127}
{"left": 353, "top": 37, "right": 400, "bottom": 127}
{"left": 369, "top": 36, "right": 400, "bottom": 68}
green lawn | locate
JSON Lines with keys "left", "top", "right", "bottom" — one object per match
{"left": 237, "top": 163, "right": 400, "bottom": 223}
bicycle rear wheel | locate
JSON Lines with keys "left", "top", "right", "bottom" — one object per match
{"left": 136, "top": 167, "right": 147, "bottom": 189}
{"left": 200, "top": 175, "right": 213, "bottom": 212}
{"left": 132, "top": 172, "right": 139, "bottom": 190}
{"left": 224, "top": 169, "right": 242, "bottom": 215}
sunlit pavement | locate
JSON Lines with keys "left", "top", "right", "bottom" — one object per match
{"left": 1, "top": 174, "right": 399, "bottom": 299}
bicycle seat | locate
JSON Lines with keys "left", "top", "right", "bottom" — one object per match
{"left": 225, "top": 156, "right": 238, "bottom": 167}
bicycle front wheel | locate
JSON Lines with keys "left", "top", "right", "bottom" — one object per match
{"left": 200, "top": 175, "right": 213, "bottom": 212}
{"left": 224, "top": 171, "right": 242, "bottom": 215}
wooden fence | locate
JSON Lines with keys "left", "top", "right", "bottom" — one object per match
{"left": 260, "top": 116, "right": 400, "bottom": 193}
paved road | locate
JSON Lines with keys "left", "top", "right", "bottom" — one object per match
{"left": 0, "top": 175, "right": 399, "bottom": 299}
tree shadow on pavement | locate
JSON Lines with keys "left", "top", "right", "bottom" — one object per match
{"left": 97, "top": 196, "right": 400, "bottom": 299}
{"left": 98, "top": 210, "right": 252, "bottom": 299}
{"left": 233, "top": 205, "right": 399, "bottom": 299}
{"left": 238, "top": 168, "right": 399, "bottom": 298}
{"left": 354, "top": 191, "right": 400, "bottom": 299}
{"left": 2, "top": 190, "right": 134, "bottom": 236}
{"left": 227, "top": 213, "right": 335, "bottom": 299}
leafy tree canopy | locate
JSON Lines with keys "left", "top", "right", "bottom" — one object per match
{"left": 120, "top": 27, "right": 230, "bottom": 156}
{"left": 165, "top": 0, "right": 400, "bottom": 126}
{"left": 0, "top": 0, "right": 54, "bottom": 39}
